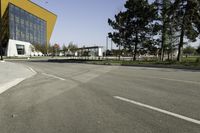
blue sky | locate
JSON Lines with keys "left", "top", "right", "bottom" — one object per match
{"left": 31, "top": 0, "right": 127, "bottom": 48}
{"left": 31, "top": 0, "right": 199, "bottom": 48}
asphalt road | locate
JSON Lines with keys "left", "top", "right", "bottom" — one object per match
{"left": 0, "top": 61, "right": 200, "bottom": 133}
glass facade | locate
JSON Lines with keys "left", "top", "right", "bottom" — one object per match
{"left": 8, "top": 3, "right": 47, "bottom": 46}
{"left": 0, "top": 7, "right": 9, "bottom": 48}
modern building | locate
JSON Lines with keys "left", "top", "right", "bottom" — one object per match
{"left": 0, "top": 0, "right": 57, "bottom": 57}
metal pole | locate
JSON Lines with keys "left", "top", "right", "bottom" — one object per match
{"left": 106, "top": 36, "right": 108, "bottom": 58}
{"left": 111, "top": 40, "right": 113, "bottom": 55}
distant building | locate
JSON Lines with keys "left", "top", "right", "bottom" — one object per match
{"left": 0, "top": 0, "right": 57, "bottom": 57}
{"left": 78, "top": 46, "right": 103, "bottom": 57}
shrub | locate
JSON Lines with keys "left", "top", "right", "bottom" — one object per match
{"left": 195, "top": 57, "right": 200, "bottom": 63}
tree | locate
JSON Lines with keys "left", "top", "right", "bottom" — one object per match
{"left": 67, "top": 42, "right": 78, "bottom": 56}
{"left": 34, "top": 44, "right": 48, "bottom": 54}
{"left": 54, "top": 44, "right": 60, "bottom": 56}
{"left": 108, "top": 11, "right": 127, "bottom": 60}
{"left": 62, "top": 44, "right": 68, "bottom": 56}
{"left": 154, "top": 0, "right": 172, "bottom": 61}
{"left": 108, "top": 0, "right": 157, "bottom": 61}
{"left": 170, "top": 0, "right": 200, "bottom": 62}
{"left": 196, "top": 45, "right": 200, "bottom": 55}
{"left": 183, "top": 45, "right": 196, "bottom": 56}
{"left": 142, "top": 39, "right": 160, "bottom": 56}
{"left": 46, "top": 44, "right": 53, "bottom": 55}
{"left": 0, "top": 46, "right": 3, "bottom": 60}
{"left": 105, "top": 50, "right": 112, "bottom": 56}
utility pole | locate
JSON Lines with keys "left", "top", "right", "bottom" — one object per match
{"left": 106, "top": 36, "right": 108, "bottom": 58}
{"left": 110, "top": 39, "right": 113, "bottom": 52}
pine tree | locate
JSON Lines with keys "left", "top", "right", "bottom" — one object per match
{"left": 154, "top": 0, "right": 172, "bottom": 61}
{"left": 108, "top": 0, "right": 157, "bottom": 61}
{"left": 108, "top": 11, "right": 128, "bottom": 60}
{"left": 170, "top": 0, "right": 200, "bottom": 62}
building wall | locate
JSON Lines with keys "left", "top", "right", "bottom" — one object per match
{"left": 1, "top": 0, "right": 57, "bottom": 46}
{"left": 98, "top": 48, "right": 103, "bottom": 57}
{"left": 6, "top": 39, "right": 32, "bottom": 57}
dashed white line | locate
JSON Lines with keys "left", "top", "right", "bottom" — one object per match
{"left": 27, "top": 66, "right": 37, "bottom": 74}
{"left": 114, "top": 96, "right": 200, "bottom": 125}
{"left": 144, "top": 76, "right": 200, "bottom": 85}
{"left": 42, "top": 73, "right": 66, "bottom": 81}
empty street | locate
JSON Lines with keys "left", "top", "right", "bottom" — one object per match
{"left": 0, "top": 61, "right": 200, "bottom": 133}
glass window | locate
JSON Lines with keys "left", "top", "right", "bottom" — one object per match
{"left": 8, "top": 4, "right": 47, "bottom": 46}
{"left": 16, "top": 44, "right": 25, "bottom": 55}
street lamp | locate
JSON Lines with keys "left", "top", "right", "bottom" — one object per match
{"left": 106, "top": 36, "right": 108, "bottom": 57}
{"left": 111, "top": 39, "right": 113, "bottom": 54}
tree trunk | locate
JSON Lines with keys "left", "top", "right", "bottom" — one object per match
{"left": 0, "top": 47, "right": 3, "bottom": 60}
{"left": 171, "top": 50, "right": 173, "bottom": 60}
{"left": 177, "top": 18, "right": 185, "bottom": 62}
{"left": 118, "top": 45, "right": 121, "bottom": 60}
{"left": 133, "top": 32, "right": 138, "bottom": 61}
{"left": 132, "top": 50, "right": 134, "bottom": 61}
{"left": 161, "top": 20, "right": 167, "bottom": 61}
{"left": 160, "top": 0, "right": 168, "bottom": 62}
{"left": 0, "top": 45, "right": 3, "bottom": 60}
{"left": 177, "top": 0, "right": 187, "bottom": 62}
{"left": 167, "top": 51, "right": 170, "bottom": 60}
{"left": 133, "top": 44, "right": 138, "bottom": 61}
{"left": 177, "top": 28, "right": 184, "bottom": 62}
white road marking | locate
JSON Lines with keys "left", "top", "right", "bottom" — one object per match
{"left": 42, "top": 73, "right": 66, "bottom": 81}
{"left": 141, "top": 76, "right": 200, "bottom": 85}
{"left": 27, "top": 66, "right": 37, "bottom": 74}
{"left": 0, "top": 78, "right": 25, "bottom": 94}
{"left": 114, "top": 96, "right": 200, "bottom": 125}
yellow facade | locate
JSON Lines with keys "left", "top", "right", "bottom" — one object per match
{"left": 0, "top": 0, "right": 57, "bottom": 46}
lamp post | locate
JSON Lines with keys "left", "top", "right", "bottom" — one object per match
{"left": 106, "top": 36, "right": 108, "bottom": 57}
{"left": 111, "top": 39, "right": 113, "bottom": 55}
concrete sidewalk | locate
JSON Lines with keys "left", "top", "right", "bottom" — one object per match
{"left": 0, "top": 61, "right": 36, "bottom": 94}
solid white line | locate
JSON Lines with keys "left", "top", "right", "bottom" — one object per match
{"left": 114, "top": 96, "right": 200, "bottom": 125}
{"left": 42, "top": 73, "right": 66, "bottom": 81}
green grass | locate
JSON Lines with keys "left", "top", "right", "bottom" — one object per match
{"left": 182, "top": 56, "right": 200, "bottom": 62}
{"left": 4, "top": 55, "right": 200, "bottom": 69}
{"left": 83, "top": 56, "right": 200, "bottom": 69}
